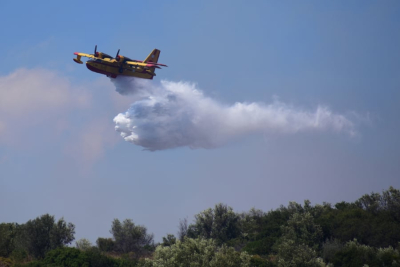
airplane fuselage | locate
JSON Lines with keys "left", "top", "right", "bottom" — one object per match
{"left": 86, "top": 59, "right": 154, "bottom": 79}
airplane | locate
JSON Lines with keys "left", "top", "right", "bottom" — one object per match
{"left": 73, "top": 45, "right": 167, "bottom": 79}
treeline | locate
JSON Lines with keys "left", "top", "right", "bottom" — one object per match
{"left": 1, "top": 186, "right": 400, "bottom": 266}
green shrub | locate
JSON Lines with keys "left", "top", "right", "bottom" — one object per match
{"left": 42, "top": 247, "right": 89, "bottom": 267}
{"left": 250, "top": 255, "right": 276, "bottom": 267}
{"left": 0, "top": 257, "right": 13, "bottom": 267}
{"left": 96, "top": 238, "right": 115, "bottom": 252}
{"left": 331, "top": 239, "right": 382, "bottom": 266}
{"left": 145, "top": 237, "right": 250, "bottom": 267}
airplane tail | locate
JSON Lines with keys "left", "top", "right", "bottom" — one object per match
{"left": 143, "top": 49, "right": 160, "bottom": 63}
{"left": 143, "top": 49, "right": 160, "bottom": 79}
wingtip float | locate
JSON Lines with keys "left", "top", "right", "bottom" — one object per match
{"left": 73, "top": 45, "right": 167, "bottom": 79}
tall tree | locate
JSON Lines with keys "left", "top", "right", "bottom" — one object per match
{"left": 75, "top": 238, "right": 93, "bottom": 251}
{"left": 277, "top": 212, "right": 324, "bottom": 266}
{"left": 0, "top": 223, "right": 18, "bottom": 257}
{"left": 189, "top": 203, "right": 240, "bottom": 244}
{"left": 177, "top": 218, "right": 188, "bottom": 242}
{"left": 110, "top": 219, "right": 154, "bottom": 256}
{"left": 21, "top": 214, "right": 75, "bottom": 259}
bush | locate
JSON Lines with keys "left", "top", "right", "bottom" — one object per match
{"left": 376, "top": 246, "right": 400, "bottom": 266}
{"left": 96, "top": 237, "right": 115, "bottom": 252}
{"left": 75, "top": 238, "right": 92, "bottom": 251}
{"left": 145, "top": 237, "right": 250, "bottom": 267}
{"left": 42, "top": 247, "right": 89, "bottom": 267}
{"left": 250, "top": 255, "right": 276, "bottom": 267}
{"left": 331, "top": 239, "right": 383, "bottom": 266}
{"left": 322, "top": 239, "right": 342, "bottom": 263}
{"left": 40, "top": 247, "right": 138, "bottom": 267}
{"left": 0, "top": 257, "right": 13, "bottom": 267}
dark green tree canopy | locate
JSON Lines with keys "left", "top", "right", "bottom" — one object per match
{"left": 110, "top": 218, "right": 154, "bottom": 255}
{"left": 22, "top": 214, "right": 75, "bottom": 259}
{"left": 188, "top": 203, "right": 240, "bottom": 244}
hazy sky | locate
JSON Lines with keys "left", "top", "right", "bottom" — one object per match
{"left": 1, "top": 1, "right": 399, "bottom": 244}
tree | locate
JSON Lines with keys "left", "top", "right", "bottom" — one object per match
{"left": 239, "top": 208, "right": 265, "bottom": 240}
{"left": 177, "top": 218, "right": 188, "bottom": 242}
{"left": 0, "top": 223, "right": 18, "bottom": 257}
{"left": 277, "top": 212, "right": 324, "bottom": 267}
{"left": 96, "top": 237, "right": 115, "bottom": 252}
{"left": 188, "top": 203, "right": 240, "bottom": 244}
{"left": 281, "top": 212, "right": 323, "bottom": 250}
{"left": 161, "top": 234, "right": 176, "bottom": 247}
{"left": 379, "top": 186, "right": 400, "bottom": 222}
{"left": 50, "top": 217, "right": 76, "bottom": 249}
{"left": 110, "top": 219, "right": 154, "bottom": 256}
{"left": 322, "top": 239, "right": 343, "bottom": 263}
{"left": 241, "top": 208, "right": 290, "bottom": 256}
{"left": 75, "top": 238, "right": 92, "bottom": 251}
{"left": 332, "top": 239, "right": 379, "bottom": 266}
{"left": 20, "top": 214, "right": 75, "bottom": 259}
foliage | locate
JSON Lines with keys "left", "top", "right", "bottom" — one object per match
{"left": 250, "top": 255, "right": 276, "bottom": 267}
{"left": 0, "top": 223, "right": 18, "bottom": 258}
{"left": 161, "top": 234, "right": 176, "bottom": 247}
{"left": 376, "top": 246, "right": 400, "bottom": 266}
{"left": 205, "top": 189, "right": 400, "bottom": 258}
{"left": 316, "top": 191, "right": 400, "bottom": 248}
{"left": 110, "top": 218, "right": 154, "bottom": 256}
{"left": 10, "top": 249, "right": 28, "bottom": 263}
{"left": 96, "top": 237, "right": 115, "bottom": 252}
{"left": 321, "top": 238, "right": 342, "bottom": 263}
{"left": 0, "top": 257, "right": 13, "bottom": 267}
{"left": 188, "top": 203, "right": 240, "bottom": 245}
{"left": 177, "top": 218, "right": 188, "bottom": 242}
{"left": 331, "top": 239, "right": 400, "bottom": 266}
{"left": 15, "top": 247, "right": 140, "bottom": 267}
{"left": 356, "top": 186, "right": 400, "bottom": 220}
{"left": 145, "top": 237, "right": 250, "bottom": 267}
{"left": 241, "top": 207, "right": 291, "bottom": 255}
{"left": 276, "top": 212, "right": 324, "bottom": 267}
{"left": 277, "top": 239, "right": 324, "bottom": 267}
{"left": 75, "top": 238, "right": 93, "bottom": 251}
{"left": 17, "top": 214, "right": 75, "bottom": 259}
{"left": 1, "top": 186, "right": 400, "bottom": 266}
{"left": 42, "top": 247, "right": 90, "bottom": 267}
{"left": 280, "top": 212, "right": 323, "bottom": 250}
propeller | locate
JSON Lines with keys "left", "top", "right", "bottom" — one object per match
{"left": 94, "top": 45, "right": 99, "bottom": 57}
{"left": 115, "top": 49, "right": 121, "bottom": 62}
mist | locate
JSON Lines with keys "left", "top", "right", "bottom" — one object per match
{"left": 112, "top": 77, "right": 355, "bottom": 151}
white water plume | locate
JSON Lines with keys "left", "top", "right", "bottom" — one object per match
{"left": 112, "top": 77, "right": 355, "bottom": 151}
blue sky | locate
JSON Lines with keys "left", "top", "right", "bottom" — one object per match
{"left": 1, "top": 1, "right": 400, "bottom": 243}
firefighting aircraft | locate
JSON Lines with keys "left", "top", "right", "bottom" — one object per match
{"left": 73, "top": 45, "right": 167, "bottom": 79}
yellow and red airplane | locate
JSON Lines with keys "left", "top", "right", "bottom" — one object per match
{"left": 73, "top": 45, "right": 167, "bottom": 79}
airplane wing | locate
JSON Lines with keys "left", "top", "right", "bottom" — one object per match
{"left": 73, "top": 52, "right": 96, "bottom": 64}
{"left": 125, "top": 61, "right": 162, "bottom": 69}
{"left": 74, "top": 52, "right": 96, "bottom": 59}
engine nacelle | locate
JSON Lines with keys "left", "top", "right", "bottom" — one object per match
{"left": 116, "top": 55, "right": 125, "bottom": 63}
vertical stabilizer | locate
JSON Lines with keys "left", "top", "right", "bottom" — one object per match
{"left": 143, "top": 49, "right": 160, "bottom": 63}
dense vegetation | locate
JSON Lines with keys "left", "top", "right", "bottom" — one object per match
{"left": 1, "top": 186, "right": 399, "bottom": 266}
